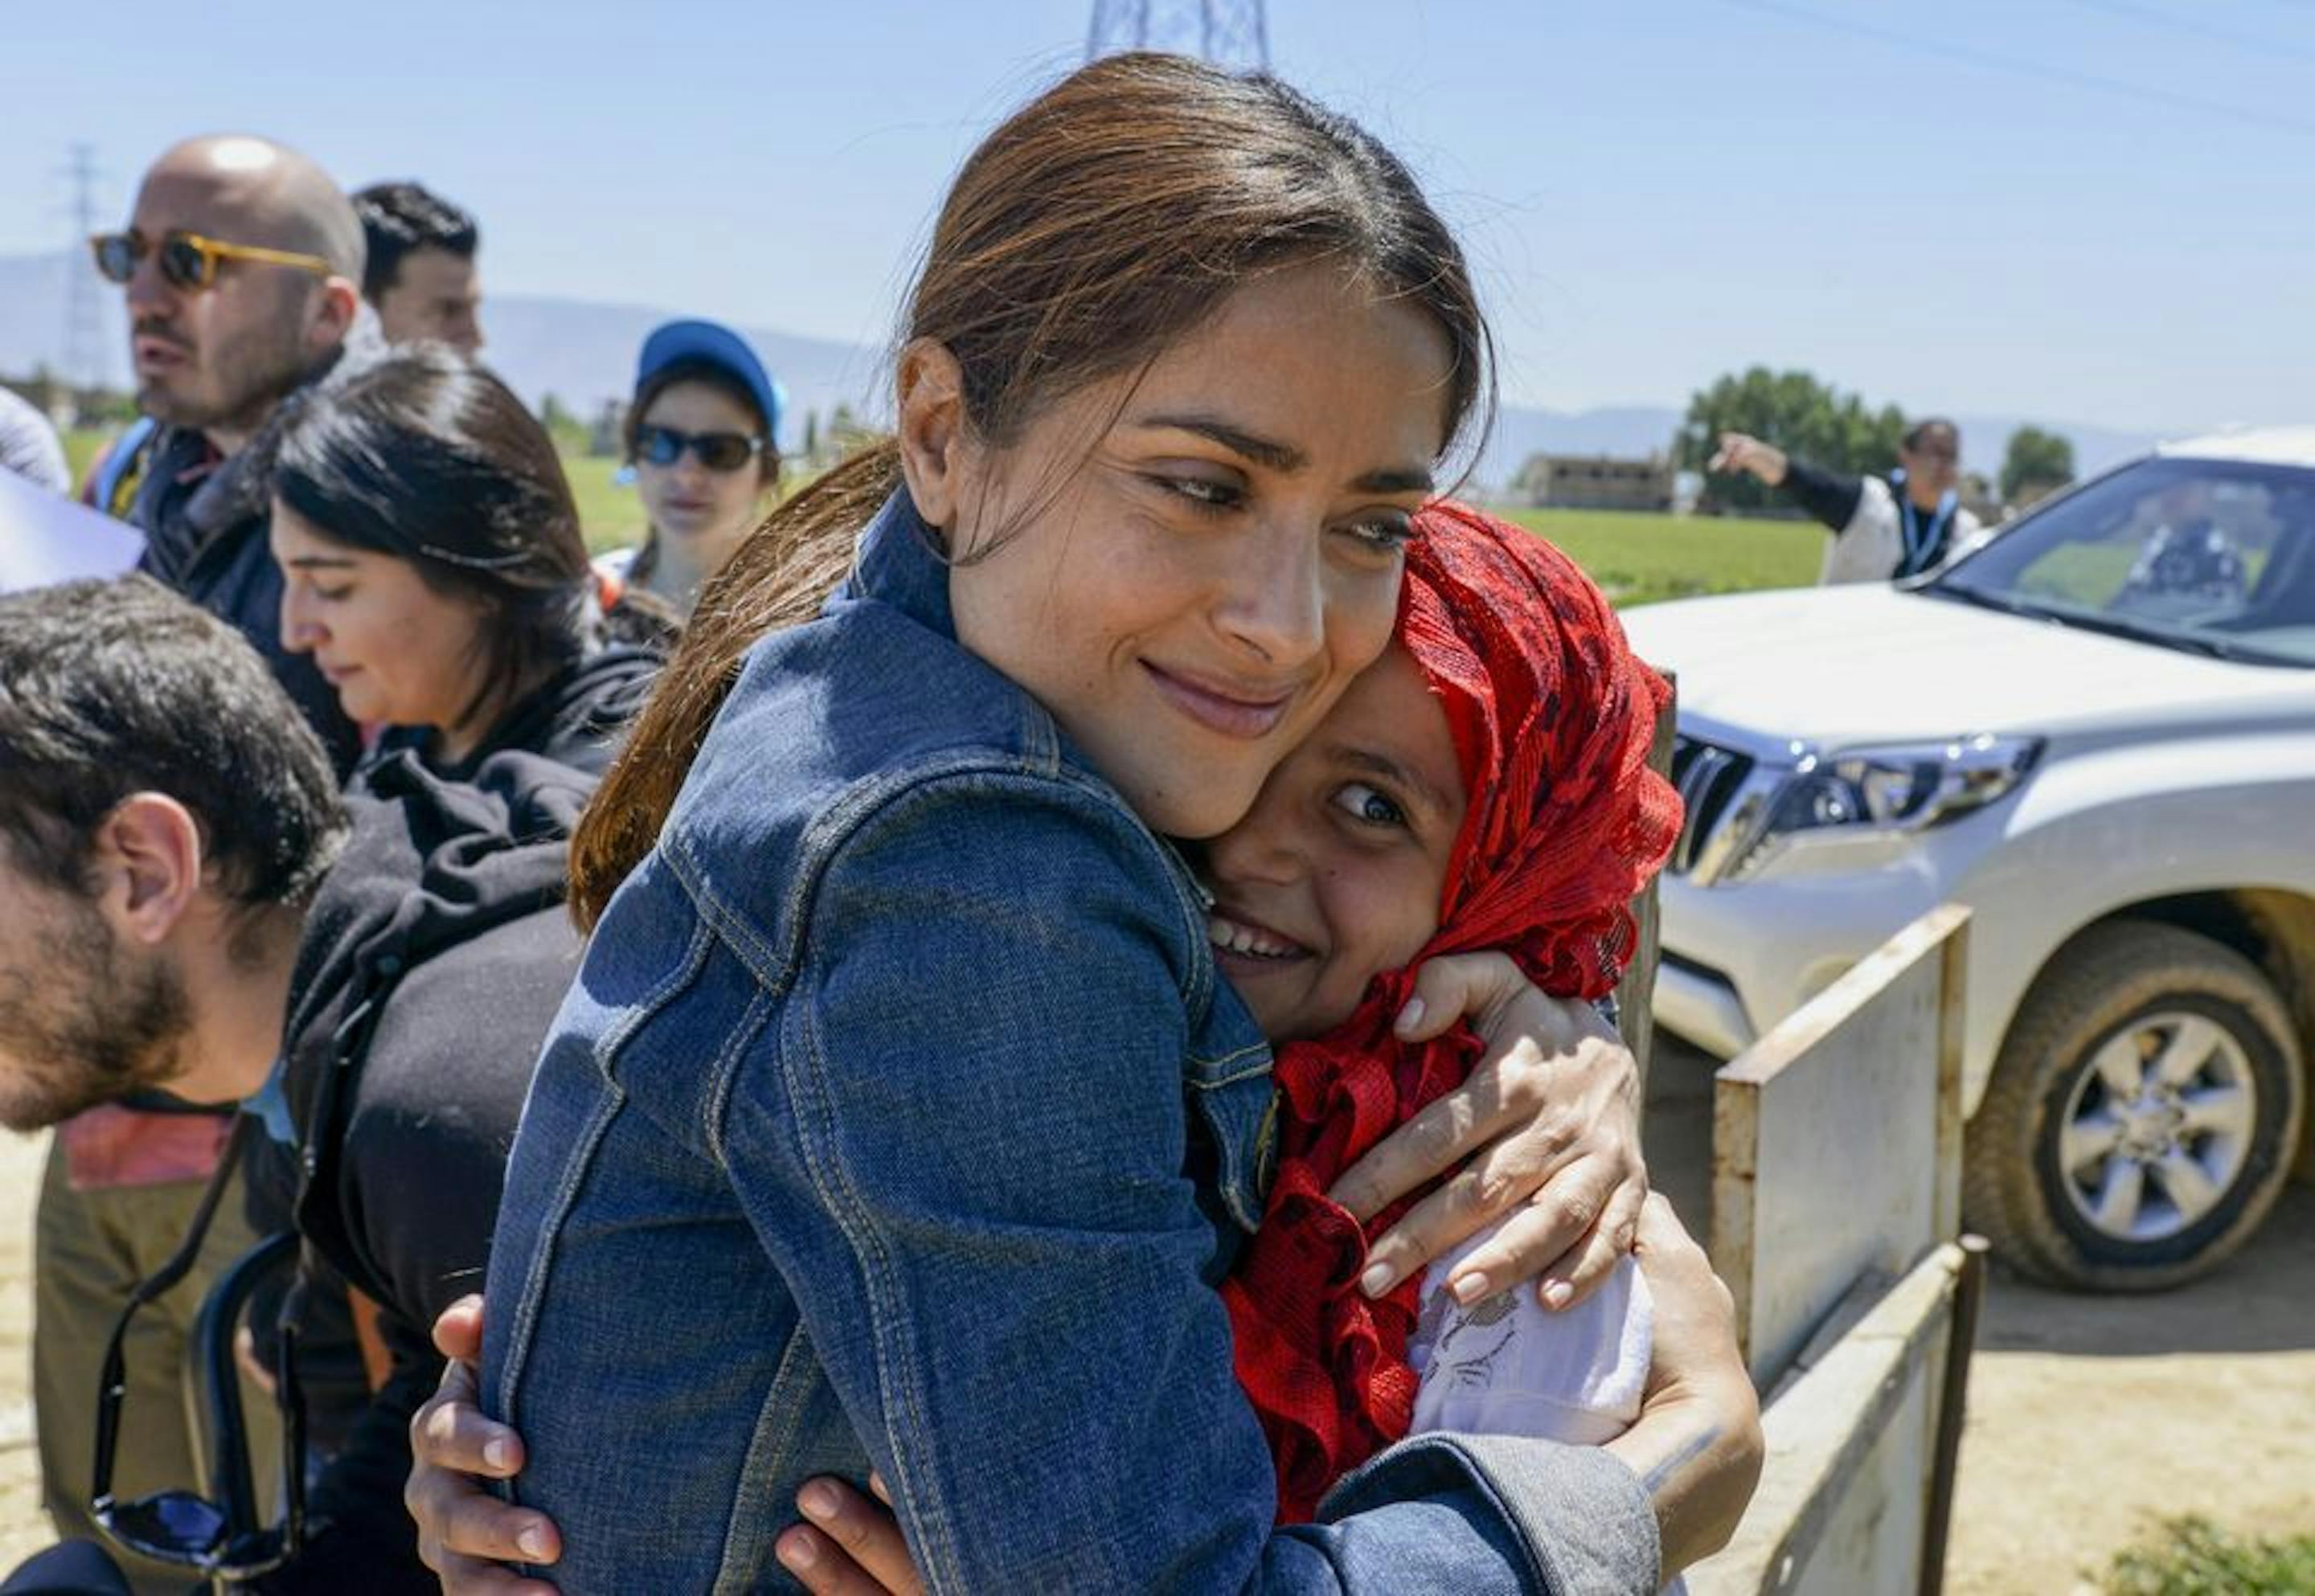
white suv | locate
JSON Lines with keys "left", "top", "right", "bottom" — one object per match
{"left": 1620, "top": 427, "right": 2315, "bottom": 1290}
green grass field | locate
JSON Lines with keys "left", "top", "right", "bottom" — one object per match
{"left": 1496, "top": 505, "right": 1821, "bottom": 607}
{"left": 64, "top": 428, "right": 1821, "bottom": 606}
{"left": 67, "top": 428, "right": 652, "bottom": 555}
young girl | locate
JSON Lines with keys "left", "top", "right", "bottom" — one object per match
{"left": 269, "top": 346, "right": 660, "bottom": 780}
{"left": 469, "top": 56, "right": 1746, "bottom": 1593}
{"left": 1215, "top": 500, "right": 1680, "bottom": 1522}
{"left": 596, "top": 318, "right": 782, "bottom": 617}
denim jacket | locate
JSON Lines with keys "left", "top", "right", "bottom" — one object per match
{"left": 483, "top": 491, "right": 1659, "bottom": 1594}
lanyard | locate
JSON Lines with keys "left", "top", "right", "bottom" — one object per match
{"left": 1894, "top": 470, "right": 1957, "bottom": 576}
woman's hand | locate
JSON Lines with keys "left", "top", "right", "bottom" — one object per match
{"left": 775, "top": 1473, "right": 925, "bottom": 1596}
{"left": 1606, "top": 1195, "right": 1764, "bottom": 1572}
{"left": 407, "top": 1295, "right": 562, "bottom": 1595}
{"left": 408, "top": 1296, "right": 928, "bottom": 1595}
{"left": 1327, "top": 952, "right": 1648, "bottom": 1311}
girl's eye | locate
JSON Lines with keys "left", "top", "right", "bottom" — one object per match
{"left": 1339, "top": 514, "right": 1415, "bottom": 554}
{"left": 313, "top": 584, "right": 353, "bottom": 603}
{"left": 1331, "top": 781, "right": 1407, "bottom": 829}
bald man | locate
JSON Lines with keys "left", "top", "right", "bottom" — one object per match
{"left": 40, "top": 135, "right": 371, "bottom": 1593}
{"left": 106, "top": 135, "right": 367, "bottom": 771}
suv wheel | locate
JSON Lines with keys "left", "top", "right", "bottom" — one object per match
{"left": 1965, "top": 920, "right": 2305, "bottom": 1291}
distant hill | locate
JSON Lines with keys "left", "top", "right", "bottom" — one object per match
{"left": 0, "top": 249, "right": 2175, "bottom": 486}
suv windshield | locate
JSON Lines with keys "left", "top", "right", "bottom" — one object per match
{"left": 1928, "top": 455, "right": 2315, "bottom": 668}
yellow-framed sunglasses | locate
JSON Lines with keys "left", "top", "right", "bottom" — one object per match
{"left": 89, "top": 228, "right": 335, "bottom": 293}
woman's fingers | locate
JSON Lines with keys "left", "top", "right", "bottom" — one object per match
{"left": 1334, "top": 972, "right": 1596, "bottom": 1224}
{"left": 778, "top": 1526, "right": 899, "bottom": 1595}
{"left": 427, "top": 1551, "right": 561, "bottom": 1596}
{"left": 432, "top": 1293, "right": 486, "bottom": 1363}
{"left": 1329, "top": 1062, "right": 1522, "bottom": 1226}
{"left": 1354, "top": 1110, "right": 1586, "bottom": 1295}
{"left": 777, "top": 1477, "right": 925, "bottom": 1595}
{"left": 412, "top": 1362, "right": 522, "bottom": 1478}
{"left": 407, "top": 1346, "right": 563, "bottom": 1574}
{"left": 1389, "top": 951, "right": 1527, "bottom": 1042}
{"left": 1537, "top": 1161, "right": 1649, "bottom": 1306}
{"left": 1631, "top": 1193, "right": 1747, "bottom": 1395}
{"left": 1429, "top": 1148, "right": 1641, "bottom": 1310}
{"left": 420, "top": 1471, "right": 562, "bottom": 1565}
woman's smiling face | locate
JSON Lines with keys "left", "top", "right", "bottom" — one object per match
{"left": 932, "top": 262, "right": 1454, "bottom": 841}
{"left": 1200, "top": 643, "right": 1467, "bottom": 1042}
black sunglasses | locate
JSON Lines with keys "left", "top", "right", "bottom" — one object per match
{"left": 92, "top": 1120, "right": 308, "bottom": 1580}
{"left": 634, "top": 424, "right": 764, "bottom": 473}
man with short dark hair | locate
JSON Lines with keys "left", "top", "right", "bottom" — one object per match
{"left": 351, "top": 182, "right": 483, "bottom": 353}
{"left": 1711, "top": 416, "right": 1989, "bottom": 583}
{"left": 0, "top": 577, "right": 589, "bottom": 1592}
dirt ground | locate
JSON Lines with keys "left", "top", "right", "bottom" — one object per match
{"left": 0, "top": 1057, "right": 2304, "bottom": 1590}
{"left": 0, "top": 1131, "right": 51, "bottom": 1574}
{"left": 1646, "top": 1038, "right": 2315, "bottom": 1595}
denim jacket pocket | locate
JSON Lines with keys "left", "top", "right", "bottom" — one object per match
{"left": 1183, "top": 1040, "right": 1275, "bottom": 1237}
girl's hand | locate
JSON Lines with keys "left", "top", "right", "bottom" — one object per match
{"left": 406, "top": 1295, "right": 563, "bottom": 1594}
{"left": 776, "top": 1472, "right": 925, "bottom": 1596}
{"left": 1328, "top": 951, "right": 1648, "bottom": 1310}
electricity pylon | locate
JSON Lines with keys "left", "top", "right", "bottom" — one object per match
{"left": 1087, "top": 0, "right": 1269, "bottom": 69}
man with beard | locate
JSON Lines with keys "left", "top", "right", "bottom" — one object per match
{"left": 93, "top": 133, "right": 369, "bottom": 771}
{"left": 0, "top": 578, "right": 588, "bottom": 1592}
{"left": 44, "top": 139, "right": 374, "bottom": 1588}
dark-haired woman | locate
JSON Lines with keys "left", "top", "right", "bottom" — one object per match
{"left": 268, "top": 345, "right": 661, "bottom": 781}
{"left": 596, "top": 319, "right": 782, "bottom": 618}
{"left": 471, "top": 55, "right": 1749, "bottom": 1592}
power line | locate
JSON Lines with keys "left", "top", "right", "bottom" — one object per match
{"left": 54, "top": 144, "right": 110, "bottom": 392}
{"left": 1715, "top": 0, "right": 2315, "bottom": 138}
{"left": 2055, "top": 0, "right": 2315, "bottom": 64}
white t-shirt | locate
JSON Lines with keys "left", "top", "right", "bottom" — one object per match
{"left": 1409, "top": 1241, "right": 1651, "bottom": 1444}
{"left": 1409, "top": 1237, "right": 1687, "bottom": 1594}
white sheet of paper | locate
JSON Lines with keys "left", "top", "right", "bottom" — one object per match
{"left": 0, "top": 466, "right": 145, "bottom": 591}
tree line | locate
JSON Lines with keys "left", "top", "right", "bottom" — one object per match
{"left": 1674, "top": 366, "right": 2075, "bottom": 513}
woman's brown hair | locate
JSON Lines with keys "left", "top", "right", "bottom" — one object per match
{"left": 569, "top": 51, "right": 1493, "bottom": 927}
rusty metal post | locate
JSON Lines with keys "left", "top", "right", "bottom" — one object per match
{"left": 1920, "top": 1233, "right": 1992, "bottom": 1595}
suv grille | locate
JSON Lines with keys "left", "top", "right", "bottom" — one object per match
{"left": 1668, "top": 735, "right": 1756, "bottom": 876}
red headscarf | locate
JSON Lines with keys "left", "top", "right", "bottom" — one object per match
{"left": 1220, "top": 499, "right": 1682, "bottom": 1523}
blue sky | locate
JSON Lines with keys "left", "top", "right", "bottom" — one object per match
{"left": 2, "top": 0, "right": 2309, "bottom": 433}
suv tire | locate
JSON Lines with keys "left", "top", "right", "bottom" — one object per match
{"left": 1965, "top": 919, "right": 2304, "bottom": 1291}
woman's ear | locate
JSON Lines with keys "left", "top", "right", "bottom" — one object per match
{"left": 894, "top": 339, "right": 971, "bottom": 530}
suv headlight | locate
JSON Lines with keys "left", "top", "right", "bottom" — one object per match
{"left": 1731, "top": 733, "right": 2043, "bottom": 880}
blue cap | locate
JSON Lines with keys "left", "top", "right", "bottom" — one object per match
{"left": 633, "top": 319, "right": 785, "bottom": 450}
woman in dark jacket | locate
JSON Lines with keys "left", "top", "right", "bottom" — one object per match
{"left": 268, "top": 344, "right": 663, "bottom": 782}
